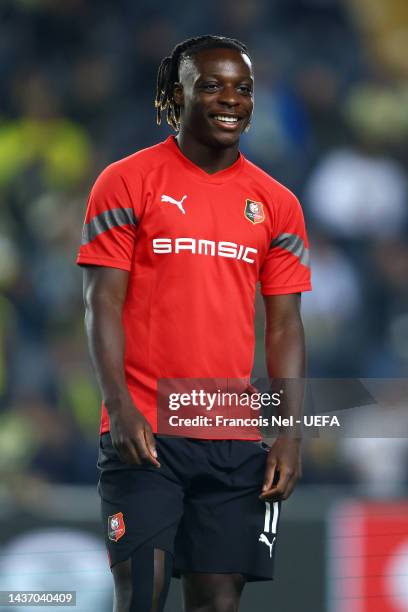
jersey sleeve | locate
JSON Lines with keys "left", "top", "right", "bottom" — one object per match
{"left": 76, "top": 163, "right": 142, "bottom": 271}
{"left": 260, "top": 190, "right": 311, "bottom": 295}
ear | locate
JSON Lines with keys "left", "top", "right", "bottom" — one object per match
{"left": 173, "top": 82, "right": 184, "bottom": 107}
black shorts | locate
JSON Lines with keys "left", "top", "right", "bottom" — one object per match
{"left": 98, "top": 433, "right": 281, "bottom": 581}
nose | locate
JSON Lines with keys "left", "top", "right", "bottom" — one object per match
{"left": 218, "top": 85, "right": 239, "bottom": 107}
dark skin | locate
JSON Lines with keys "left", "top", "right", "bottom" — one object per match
{"left": 84, "top": 47, "right": 305, "bottom": 612}
{"left": 174, "top": 47, "right": 253, "bottom": 173}
{"left": 260, "top": 294, "right": 304, "bottom": 503}
{"left": 83, "top": 266, "right": 160, "bottom": 469}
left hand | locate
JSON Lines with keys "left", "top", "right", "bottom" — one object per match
{"left": 259, "top": 437, "right": 302, "bottom": 501}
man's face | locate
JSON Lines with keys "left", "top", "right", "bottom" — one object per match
{"left": 175, "top": 47, "right": 254, "bottom": 149}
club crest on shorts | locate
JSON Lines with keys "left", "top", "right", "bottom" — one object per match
{"left": 108, "top": 512, "right": 125, "bottom": 542}
{"left": 244, "top": 199, "right": 265, "bottom": 224}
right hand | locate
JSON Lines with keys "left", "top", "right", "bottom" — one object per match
{"left": 107, "top": 398, "right": 160, "bottom": 467}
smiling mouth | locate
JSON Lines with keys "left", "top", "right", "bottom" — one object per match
{"left": 211, "top": 114, "right": 242, "bottom": 130}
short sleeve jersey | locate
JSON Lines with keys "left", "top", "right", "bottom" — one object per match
{"left": 77, "top": 136, "right": 311, "bottom": 437}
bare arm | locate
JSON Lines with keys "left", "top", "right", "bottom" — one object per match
{"left": 83, "top": 266, "right": 159, "bottom": 467}
{"left": 260, "top": 293, "right": 305, "bottom": 501}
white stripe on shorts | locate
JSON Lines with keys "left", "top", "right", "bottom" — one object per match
{"left": 263, "top": 501, "right": 271, "bottom": 532}
{"left": 271, "top": 501, "right": 279, "bottom": 534}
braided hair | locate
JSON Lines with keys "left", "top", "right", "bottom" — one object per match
{"left": 155, "top": 35, "right": 250, "bottom": 130}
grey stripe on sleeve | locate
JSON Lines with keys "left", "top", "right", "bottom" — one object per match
{"left": 81, "top": 208, "right": 137, "bottom": 245}
{"left": 270, "top": 233, "right": 310, "bottom": 267}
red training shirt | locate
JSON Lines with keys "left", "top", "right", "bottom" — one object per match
{"left": 77, "top": 136, "right": 311, "bottom": 438}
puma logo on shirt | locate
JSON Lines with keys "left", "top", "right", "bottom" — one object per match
{"left": 161, "top": 194, "right": 188, "bottom": 214}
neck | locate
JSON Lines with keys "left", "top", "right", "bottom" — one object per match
{"left": 175, "top": 130, "right": 240, "bottom": 175}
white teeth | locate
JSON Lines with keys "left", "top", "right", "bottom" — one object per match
{"left": 214, "top": 115, "right": 238, "bottom": 123}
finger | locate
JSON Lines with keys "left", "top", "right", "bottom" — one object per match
{"left": 260, "top": 467, "right": 292, "bottom": 501}
{"left": 133, "top": 432, "right": 160, "bottom": 467}
{"left": 261, "top": 458, "right": 277, "bottom": 494}
{"left": 143, "top": 425, "right": 161, "bottom": 467}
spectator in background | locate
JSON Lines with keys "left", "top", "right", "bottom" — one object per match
{"left": 339, "top": 381, "right": 408, "bottom": 497}
{"left": 301, "top": 234, "right": 363, "bottom": 376}
{"left": 305, "top": 83, "right": 408, "bottom": 240}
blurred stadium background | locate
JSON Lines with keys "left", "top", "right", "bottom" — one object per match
{"left": 0, "top": 0, "right": 408, "bottom": 610}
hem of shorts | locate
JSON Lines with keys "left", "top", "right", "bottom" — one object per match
{"left": 158, "top": 432, "right": 262, "bottom": 441}
{"left": 100, "top": 428, "right": 262, "bottom": 442}
{"left": 107, "top": 529, "right": 176, "bottom": 569}
{"left": 173, "top": 567, "right": 274, "bottom": 582}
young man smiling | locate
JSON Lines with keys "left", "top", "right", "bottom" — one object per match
{"left": 77, "top": 35, "right": 311, "bottom": 612}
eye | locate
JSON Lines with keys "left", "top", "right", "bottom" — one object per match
{"left": 238, "top": 85, "right": 253, "bottom": 94}
{"left": 200, "top": 82, "right": 219, "bottom": 91}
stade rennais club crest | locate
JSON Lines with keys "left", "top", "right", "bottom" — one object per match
{"left": 108, "top": 512, "right": 126, "bottom": 542}
{"left": 244, "top": 199, "right": 265, "bottom": 224}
